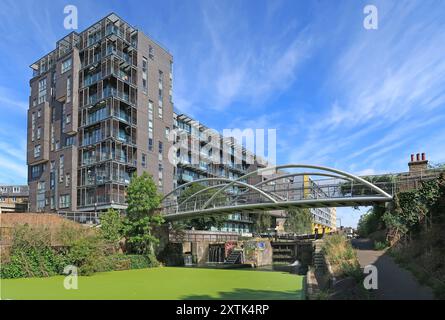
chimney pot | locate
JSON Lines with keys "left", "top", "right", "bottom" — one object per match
{"left": 416, "top": 153, "right": 420, "bottom": 162}
{"left": 422, "top": 153, "right": 426, "bottom": 161}
{"left": 411, "top": 154, "right": 414, "bottom": 162}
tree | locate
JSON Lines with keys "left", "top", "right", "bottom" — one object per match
{"left": 176, "top": 182, "right": 227, "bottom": 230}
{"left": 254, "top": 213, "right": 272, "bottom": 233}
{"left": 124, "top": 172, "right": 164, "bottom": 256}
{"left": 99, "top": 208, "right": 123, "bottom": 244}
{"left": 429, "top": 174, "right": 445, "bottom": 225}
{"left": 357, "top": 204, "right": 386, "bottom": 237}
{"left": 284, "top": 208, "right": 313, "bottom": 235}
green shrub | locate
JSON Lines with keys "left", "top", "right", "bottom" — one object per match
{"left": 106, "top": 254, "right": 159, "bottom": 270}
{"left": 374, "top": 241, "right": 388, "bottom": 251}
{"left": 63, "top": 235, "right": 111, "bottom": 276}
{"left": 339, "top": 261, "right": 362, "bottom": 282}
{"left": 322, "top": 234, "right": 361, "bottom": 279}
{"left": 1, "top": 223, "right": 160, "bottom": 279}
{"left": 0, "top": 225, "right": 66, "bottom": 279}
{"left": 99, "top": 208, "right": 124, "bottom": 244}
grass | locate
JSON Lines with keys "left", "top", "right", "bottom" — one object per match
{"left": 322, "top": 234, "right": 360, "bottom": 278}
{"left": 0, "top": 267, "right": 304, "bottom": 300}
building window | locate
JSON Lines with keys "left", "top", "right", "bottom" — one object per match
{"left": 59, "top": 194, "right": 71, "bottom": 209}
{"left": 158, "top": 104, "right": 163, "bottom": 119}
{"left": 34, "top": 145, "right": 41, "bottom": 158}
{"left": 142, "top": 57, "right": 148, "bottom": 94}
{"left": 65, "top": 174, "right": 71, "bottom": 187}
{"left": 149, "top": 45, "right": 154, "bottom": 60}
{"left": 12, "top": 187, "right": 20, "bottom": 193}
{"left": 148, "top": 138, "right": 153, "bottom": 151}
{"left": 37, "top": 127, "right": 41, "bottom": 140}
{"left": 61, "top": 58, "right": 72, "bottom": 74}
{"left": 59, "top": 155, "right": 64, "bottom": 182}
{"left": 31, "top": 112, "right": 36, "bottom": 141}
{"left": 165, "top": 127, "right": 170, "bottom": 139}
{"left": 158, "top": 70, "right": 163, "bottom": 118}
{"left": 158, "top": 141, "right": 163, "bottom": 154}
{"left": 31, "top": 164, "right": 43, "bottom": 179}
{"left": 148, "top": 101, "right": 154, "bottom": 138}
{"left": 142, "top": 153, "right": 147, "bottom": 167}
{"left": 158, "top": 70, "right": 163, "bottom": 86}
{"left": 38, "top": 78, "right": 47, "bottom": 104}
{"left": 37, "top": 181, "right": 45, "bottom": 192}
{"left": 65, "top": 136, "right": 75, "bottom": 146}
{"left": 66, "top": 114, "right": 71, "bottom": 124}
{"left": 66, "top": 76, "right": 72, "bottom": 103}
{"left": 37, "top": 109, "right": 41, "bottom": 118}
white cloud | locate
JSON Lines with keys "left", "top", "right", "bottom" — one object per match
{"left": 174, "top": 1, "right": 313, "bottom": 112}
{"left": 281, "top": 1, "right": 445, "bottom": 174}
{"left": 0, "top": 86, "right": 28, "bottom": 113}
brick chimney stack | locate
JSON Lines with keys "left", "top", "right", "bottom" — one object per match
{"left": 408, "top": 152, "right": 428, "bottom": 175}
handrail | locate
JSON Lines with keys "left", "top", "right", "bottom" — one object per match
{"left": 201, "top": 164, "right": 393, "bottom": 210}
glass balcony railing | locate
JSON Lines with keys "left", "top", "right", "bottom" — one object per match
{"left": 181, "top": 174, "right": 194, "bottom": 182}
{"left": 114, "top": 112, "right": 130, "bottom": 123}
{"left": 88, "top": 87, "right": 131, "bottom": 106}
{"left": 84, "top": 73, "right": 102, "bottom": 86}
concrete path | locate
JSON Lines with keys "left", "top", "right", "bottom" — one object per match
{"left": 352, "top": 238, "right": 434, "bottom": 300}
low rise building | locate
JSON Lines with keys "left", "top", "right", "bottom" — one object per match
{"left": 0, "top": 185, "right": 29, "bottom": 213}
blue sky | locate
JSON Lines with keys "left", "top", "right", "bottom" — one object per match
{"left": 1, "top": 0, "right": 445, "bottom": 226}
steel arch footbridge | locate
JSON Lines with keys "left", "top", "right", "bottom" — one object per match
{"left": 160, "top": 164, "right": 393, "bottom": 221}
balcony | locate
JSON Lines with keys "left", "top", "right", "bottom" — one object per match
{"left": 88, "top": 87, "right": 132, "bottom": 107}
{"left": 114, "top": 112, "right": 130, "bottom": 124}
{"left": 179, "top": 173, "right": 194, "bottom": 182}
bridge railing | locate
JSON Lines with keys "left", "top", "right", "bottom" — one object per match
{"left": 161, "top": 179, "right": 394, "bottom": 216}
{"left": 58, "top": 211, "right": 101, "bottom": 225}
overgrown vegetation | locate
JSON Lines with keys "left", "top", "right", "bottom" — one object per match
{"left": 356, "top": 173, "right": 445, "bottom": 298}
{"left": 0, "top": 225, "right": 66, "bottom": 278}
{"left": 284, "top": 208, "right": 313, "bottom": 235}
{"left": 321, "top": 234, "right": 361, "bottom": 280}
{"left": 0, "top": 222, "right": 159, "bottom": 279}
{"left": 1, "top": 172, "right": 166, "bottom": 279}
{"left": 254, "top": 213, "right": 272, "bottom": 233}
{"left": 357, "top": 205, "right": 386, "bottom": 237}
{"left": 373, "top": 241, "right": 388, "bottom": 251}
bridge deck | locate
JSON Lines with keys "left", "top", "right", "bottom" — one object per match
{"left": 163, "top": 196, "right": 389, "bottom": 221}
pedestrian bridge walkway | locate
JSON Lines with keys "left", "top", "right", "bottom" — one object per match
{"left": 161, "top": 164, "right": 393, "bottom": 221}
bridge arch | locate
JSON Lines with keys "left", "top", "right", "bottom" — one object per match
{"left": 202, "top": 164, "right": 392, "bottom": 209}
{"left": 161, "top": 164, "right": 393, "bottom": 220}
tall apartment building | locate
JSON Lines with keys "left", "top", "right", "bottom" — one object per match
{"left": 27, "top": 13, "right": 174, "bottom": 212}
{"left": 173, "top": 112, "right": 263, "bottom": 234}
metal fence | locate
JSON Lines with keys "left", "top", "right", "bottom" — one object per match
{"left": 58, "top": 211, "right": 101, "bottom": 225}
